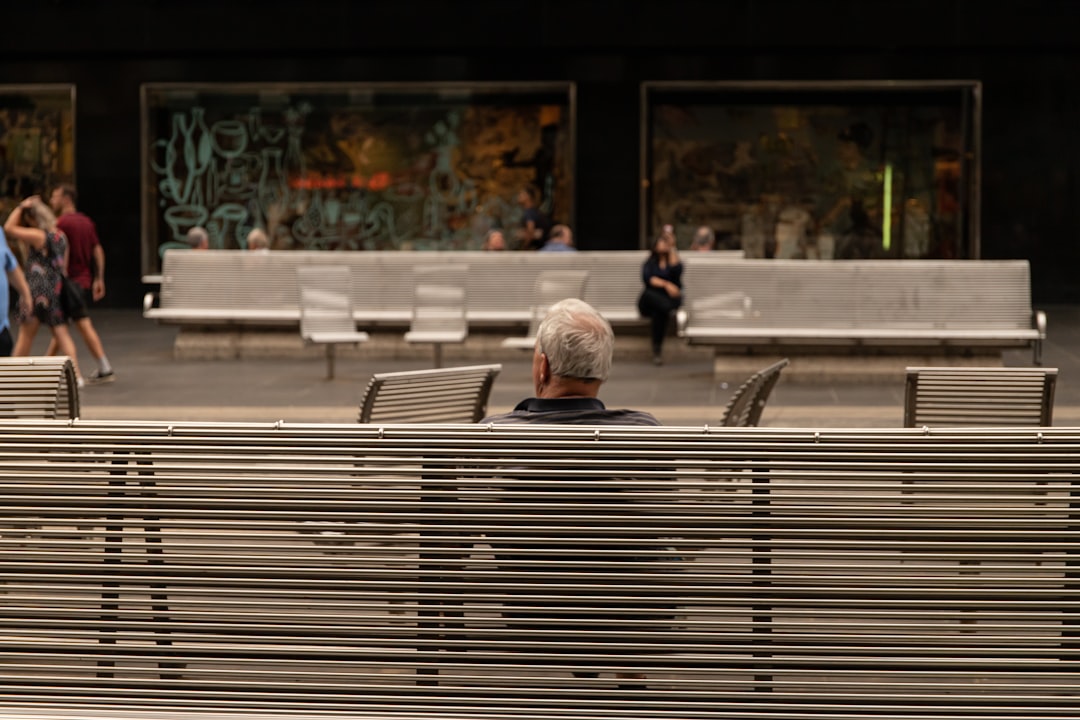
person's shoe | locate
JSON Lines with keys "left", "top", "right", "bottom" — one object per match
{"left": 86, "top": 369, "right": 116, "bottom": 385}
{"left": 652, "top": 354, "right": 663, "bottom": 366}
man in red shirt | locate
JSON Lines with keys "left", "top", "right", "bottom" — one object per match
{"left": 49, "top": 184, "right": 114, "bottom": 383}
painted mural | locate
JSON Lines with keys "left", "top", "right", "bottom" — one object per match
{"left": 646, "top": 85, "right": 977, "bottom": 259}
{"left": 0, "top": 86, "right": 75, "bottom": 222}
{"left": 142, "top": 84, "right": 573, "bottom": 271}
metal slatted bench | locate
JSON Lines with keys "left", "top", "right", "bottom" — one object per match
{"left": 678, "top": 258, "right": 1047, "bottom": 366}
{"left": 0, "top": 356, "right": 80, "bottom": 419}
{"left": 0, "top": 420, "right": 1076, "bottom": 719}
{"left": 904, "top": 365, "right": 1058, "bottom": 427}
{"left": 143, "top": 250, "right": 744, "bottom": 331}
{"left": 358, "top": 364, "right": 501, "bottom": 422}
{"left": 719, "top": 357, "right": 789, "bottom": 426}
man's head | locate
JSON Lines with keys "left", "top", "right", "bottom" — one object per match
{"left": 532, "top": 298, "right": 614, "bottom": 397}
{"left": 517, "top": 186, "right": 537, "bottom": 208}
{"left": 482, "top": 229, "right": 507, "bottom": 251}
{"left": 691, "top": 225, "right": 715, "bottom": 251}
{"left": 246, "top": 227, "right": 269, "bottom": 251}
{"left": 186, "top": 226, "right": 210, "bottom": 250}
{"left": 548, "top": 224, "right": 573, "bottom": 247}
{"left": 49, "top": 184, "right": 77, "bottom": 215}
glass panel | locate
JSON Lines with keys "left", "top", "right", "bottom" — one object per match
{"left": 643, "top": 82, "right": 980, "bottom": 259}
{"left": 141, "top": 83, "right": 575, "bottom": 273}
{"left": 0, "top": 85, "right": 76, "bottom": 218}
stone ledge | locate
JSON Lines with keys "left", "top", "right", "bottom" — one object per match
{"left": 713, "top": 352, "right": 1004, "bottom": 385}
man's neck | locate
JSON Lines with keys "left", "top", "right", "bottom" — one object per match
{"left": 537, "top": 377, "right": 601, "bottom": 400}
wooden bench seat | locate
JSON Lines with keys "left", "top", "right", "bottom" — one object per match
{"left": 678, "top": 258, "right": 1047, "bottom": 365}
{"left": 0, "top": 420, "right": 1076, "bottom": 719}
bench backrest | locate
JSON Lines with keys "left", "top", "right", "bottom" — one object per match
{"left": 358, "top": 363, "right": 501, "bottom": 422}
{"left": 681, "top": 258, "right": 1036, "bottom": 330}
{"left": 149, "top": 250, "right": 741, "bottom": 327}
{"left": 0, "top": 356, "right": 79, "bottom": 419}
{"left": 525, "top": 269, "right": 590, "bottom": 335}
{"left": 904, "top": 365, "right": 1058, "bottom": 426}
{"left": 0, "top": 421, "right": 1074, "bottom": 718}
{"left": 720, "top": 357, "right": 789, "bottom": 426}
{"left": 408, "top": 264, "right": 468, "bottom": 335}
{"left": 296, "top": 265, "right": 358, "bottom": 339}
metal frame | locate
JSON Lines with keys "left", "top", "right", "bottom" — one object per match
{"left": 639, "top": 80, "right": 983, "bottom": 256}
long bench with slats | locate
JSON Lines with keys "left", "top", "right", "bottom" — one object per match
{"left": 678, "top": 258, "right": 1047, "bottom": 365}
{"left": 0, "top": 420, "right": 1077, "bottom": 720}
{"left": 143, "top": 249, "right": 743, "bottom": 330}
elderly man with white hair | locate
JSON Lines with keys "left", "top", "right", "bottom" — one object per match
{"left": 482, "top": 298, "right": 659, "bottom": 425}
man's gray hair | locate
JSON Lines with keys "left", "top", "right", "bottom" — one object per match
{"left": 186, "top": 226, "right": 209, "bottom": 248}
{"left": 535, "top": 298, "right": 614, "bottom": 382}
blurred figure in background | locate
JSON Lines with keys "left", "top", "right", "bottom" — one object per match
{"left": 246, "top": 228, "right": 270, "bottom": 252}
{"left": 186, "top": 226, "right": 210, "bottom": 250}
{"left": 49, "top": 184, "right": 115, "bottom": 383}
{"left": 3, "top": 196, "right": 83, "bottom": 383}
{"left": 0, "top": 227, "right": 31, "bottom": 357}
{"left": 482, "top": 229, "right": 507, "bottom": 251}
{"left": 538, "top": 224, "right": 576, "bottom": 253}
{"left": 637, "top": 226, "right": 683, "bottom": 365}
{"left": 691, "top": 225, "right": 715, "bottom": 251}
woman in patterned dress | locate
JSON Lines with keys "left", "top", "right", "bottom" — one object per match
{"left": 3, "top": 196, "right": 82, "bottom": 383}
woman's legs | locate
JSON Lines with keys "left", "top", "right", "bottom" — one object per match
{"left": 638, "top": 290, "right": 678, "bottom": 362}
{"left": 13, "top": 317, "right": 39, "bottom": 357}
{"left": 49, "top": 324, "right": 82, "bottom": 381}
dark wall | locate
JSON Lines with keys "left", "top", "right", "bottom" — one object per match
{"left": 5, "top": 0, "right": 1080, "bottom": 305}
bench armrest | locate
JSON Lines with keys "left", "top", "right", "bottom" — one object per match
{"left": 1034, "top": 309, "right": 1048, "bottom": 365}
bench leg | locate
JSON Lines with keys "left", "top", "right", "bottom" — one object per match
{"left": 433, "top": 344, "right": 442, "bottom": 369}
{"left": 325, "top": 345, "right": 335, "bottom": 380}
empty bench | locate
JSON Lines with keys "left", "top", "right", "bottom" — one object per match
{"left": 358, "top": 363, "right": 501, "bottom": 422}
{"left": 0, "top": 420, "right": 1076, "bottom": 719}
{"left": 678, "top": 258, "right": 1047, "bottom": 366}
{"left": 0, "top": 356, "right": 80, "bottom": 419}
{"left": 904, "top": 365, "right": 1058, "bottom": 426}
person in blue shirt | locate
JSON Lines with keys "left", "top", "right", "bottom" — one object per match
{"left": 0, "top": 228, "right": 32, "bottom": 357}
{"left": 537, "top": 224, "right": 576, "bottom": 253}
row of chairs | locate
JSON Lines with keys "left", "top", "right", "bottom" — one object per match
{"left": 0, "top": 354, "right": 1056, "bottom": 428}
{"left": 298, "top": 265, "right": 589, "bottom": 377}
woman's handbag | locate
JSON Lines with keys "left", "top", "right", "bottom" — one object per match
{"left": 46, "top": 233, "right": 87, "bottom": 320}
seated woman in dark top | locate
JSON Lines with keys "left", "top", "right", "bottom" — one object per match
{"left": 637, "top": 226, "right": 683, "bottom": 366}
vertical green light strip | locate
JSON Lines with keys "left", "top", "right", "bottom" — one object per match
{"left": 882, "top": 163, "right": 893, "bottom": 251}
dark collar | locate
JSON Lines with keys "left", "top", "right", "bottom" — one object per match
{"left": 512, "top": 397, "right": 606, "bottom": 413}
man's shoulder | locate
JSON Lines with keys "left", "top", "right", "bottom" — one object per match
{"left": 482, "top": 407, "right": 661, "bottom": 426}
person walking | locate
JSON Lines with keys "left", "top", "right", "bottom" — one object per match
{"left": 4, "top": 196, "right": 84, "bottom": 384}
{"left": 0, "top": 228, "right": 31, "bottom": 356}
{"left": 49, "top": 184, "right": 115, "bottom": 383}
